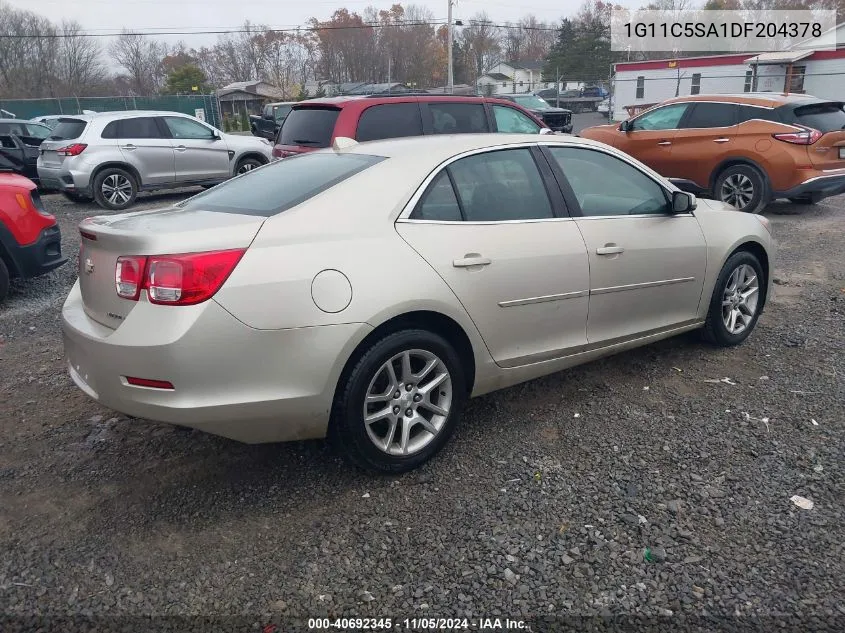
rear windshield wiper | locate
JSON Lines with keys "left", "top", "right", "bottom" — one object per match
{"left": 292, "top": 139, "right": 323, "bottom": 146}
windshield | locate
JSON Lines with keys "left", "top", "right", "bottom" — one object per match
{"left": 178, "top": 152, "right": 385, "bottom": 217}
{"left": 514, "top": 95, "right": 552, "bottom": 110}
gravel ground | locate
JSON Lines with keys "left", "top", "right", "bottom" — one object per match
{"left": 1, "top": 126, "right": 843, "bottom": 632}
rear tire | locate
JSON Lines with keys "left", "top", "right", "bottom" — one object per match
{"left": 93, "top": 168, "right": 138, "bottom": 211}
{"left": 330, "top": 329, "right": 467, "bottom": 473}
{"left": 0, "top": 257, "right": 9, "bottom": 303}
{"left": 702, "top": 251, "right": 766, "bottom": 347}
{"left": 714, "top": 164, "right": 769, "bottom": 214}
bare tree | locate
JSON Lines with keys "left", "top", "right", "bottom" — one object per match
{"left": 55, "top": 21, "right": 106, "bottom": 95}
{"left": 109, "top": 31, "right": 166, "bottom": 95}
{"left": 460, "top": 12, "right": 502, "bottom": 84}
{"left": 0, "top": 1, "right": 58, "bottom": 97}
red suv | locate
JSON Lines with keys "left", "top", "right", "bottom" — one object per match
{"left": 272, "top": 95, "right": 553, "bottom": 158}
{"left": 0, "top": 172, "right": 67, "bottom": 302}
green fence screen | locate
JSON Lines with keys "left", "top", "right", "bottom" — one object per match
{"left": 0, "top": 94, "right": 222, "bottom": 128}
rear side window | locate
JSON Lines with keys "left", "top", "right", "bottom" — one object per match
{"left": 736, "top": 106, "right": 780, "bottom": 124}
{"left": 411, "top": 171, "right": 462, "bottom": 221}
{"left": 791, "top": 102, "right": 845, "bottom": 132}
{"left": 428, "top": 103, "right": 489, "bottom": 134}
{"left": 681, "top": 103, "right": 737, "bottom": 128}
{"left": 356, "top": 103, "right": 423, "bottom": 142}
{"left": 49, "top": 119, "right": 87, "bottom": 140}
{"left": 119, "top": 117, "right": 163, "bottom": 139}
{"left": 101, "top": 121, "right": 119, "bottom": 139}
{"left": 179, "top": 152, "right": 385, "bottom": 217}
{"left": 280, "top": 107, "right": 340, "bottom": 148}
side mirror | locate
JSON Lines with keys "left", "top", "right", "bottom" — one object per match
{"left": 539, "top": 127, "right": 554, "bottom": 135}
{"left": 672, "top": 190, "right": 696, "bottom": 213}
{"left": 619, "top": 119, "right": 632, "bottom": 132}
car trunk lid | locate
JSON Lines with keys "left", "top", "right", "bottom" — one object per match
{"left": 77, "top": 207, "right": 265, "bottom": 329}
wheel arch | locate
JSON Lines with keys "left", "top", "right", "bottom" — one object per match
{"left": 91, "top": 162, "right": 143, "bottom": 188}
{"left": 709, "top": 157, "right": 771, "bottom": 194}
{"left": 236, "top": 152, "right": 269, "bottom": 167}
{"left": 724, "top": 239, "right": 771, "bottom": 306}
{"left": 332, "top": 310, "right": 477, "bottom": 408}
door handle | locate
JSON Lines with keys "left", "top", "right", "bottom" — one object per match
{"left": 657, "top": 141, "right": 671, "bottom": 146}
{"left": 713, "top": 138, "right": 730, "bottom": 143}
{"left": 596, "top": 245, "right": 625, "bottom": 256}
{"left": 121, "top": 144, "right": 136, "bottom": 150}
{"left": 174, "top": 145, "right": 187, "bottom": 152}
{"left": 453, "top": 255, "right": 491, "bottom": 268}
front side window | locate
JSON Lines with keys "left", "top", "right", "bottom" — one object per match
{"left": 164, "top": 116, "right": 215, "bottom": 140}
{"left": 492, "top": 105, "right": 541, "bottom": 133}
{"left": 356, "top": 103, "right": 423, "bottom": 142}
{"left": 428, "top": 103, "right": 489, "bottom": 134}
{"left": 22, "top": 123, "right": 50, "bottom": 139}
{"left": 179, "top": 152, "right": 385, "bottom": 217}
{"left": 548, "top": 146, "right": 669, "bottom": 217}
{"left": 120, "top": 117, "right": 163, "bottom": 139}
{"left": 681, "top": 103, "right": 736, "bottom": 128}
{"left": 630, "top": 103, "right": 688, "bottom": 131}
{"left": 447, "top": 148, "right": 553, "bottom": 222}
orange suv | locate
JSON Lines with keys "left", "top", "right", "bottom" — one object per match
{"left": 580, "top": 93, "right": 845, "bottom": 213}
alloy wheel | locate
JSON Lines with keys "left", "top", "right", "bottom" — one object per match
{"left": 101, "top": 174, "right": 133, "bottom": 206}
{"left": 721, "top": 263, "right": 760, "bottom": 335}
{"left": 720, "top": 174, "right": 754, "bottom": 210}
{"left": 237, "top": 162, "right": 257, "bottom": 175}
{"left": 363, "top": 349, "right": 452, "bottom": 456}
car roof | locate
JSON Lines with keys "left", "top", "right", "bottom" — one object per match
{"left": 662, "top": 93, "right": 829, "bottom": 108}
{"left": 294, "top": 95, "right": 519, "bottom": 108}
{"left": 43, "top": 111, "right": 207, "bottom": 123}
{"left": 336, "top": 133, "right": 605, "bottom": 164}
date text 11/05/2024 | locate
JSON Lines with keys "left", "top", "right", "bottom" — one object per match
{"left": 302, "top": 618, "right": 529, "bottom": 630}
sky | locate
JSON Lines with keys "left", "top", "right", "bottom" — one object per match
{"left": 4, "top": 0, "right": 634, "bottom": 48}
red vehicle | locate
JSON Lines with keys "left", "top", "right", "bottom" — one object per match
{"left": 0, "top": 172, "right": 67, "bottom": 302}
{"left": 272, "top": 94, "right": 554, "bottom": 159}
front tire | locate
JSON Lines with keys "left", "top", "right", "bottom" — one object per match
{"left": 702, "top": 251, "right": 765, "bottom": 346}
{"left": 330, "top": 329, "right": 467, "bottom": 473}
{"left": 714, "top": 164, "right": 769, "bottom": 214}
{"left": 235, "top": 157, "right": 263, "bottom": 176}
{"left": 93, "top": 168, "right": 138, "bottom": 211}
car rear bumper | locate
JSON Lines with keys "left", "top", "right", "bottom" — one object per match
{"left": 36, "top": 164, "right": 92, "bottom": 195}
{"left": 0, "top": 222, "right": 66, "bottom": 280}
{"left": 61, "top": 281, "right": 373, "bottom": 444}
{"left": 777, "top": 171, "right": 845, "bottom": 200}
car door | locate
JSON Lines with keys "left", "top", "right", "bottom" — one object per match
{"left": 670, "top": 102, "right": 739, "bottom": 188}
{"left": 161, "top": 115, "right": 231, "bottom": 183}
{"left": 114, "top": 116, "right": 175, "bottom": 186}
{"left": 490, "top": 104, "right": 542, "bottom": 134}
{"left": 395, "top": 146, "right": 590, "bottom": 368}
{"left": 355, "top": 102, "right": 424, "bottom": 142}
{"left": 423, "top": 102, "right": 490, "bottom": 135}
{"left": 543, "top": 144, "right": 707, "bottom": 345}
{"left": 617, "top": 102, "right": 691, "bottom": 176}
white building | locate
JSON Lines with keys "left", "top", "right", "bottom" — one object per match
{"left": 611, "top": 24, "right": 845, "bottom": 121}
{"left": 477, "top": 61, "right": 550, "bottom": 95}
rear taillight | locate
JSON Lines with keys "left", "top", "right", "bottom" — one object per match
{"left": 272, "top": 146, "right": 282, "bottom": 158}
{"left": 772, "top": 127, "right": 822, "bottom": 145}
{"left": 56, "top": 143, "right": 87, "bottom": 156}
{"left": 114, "top": 249, "right": 245, "bottom": 306}
{"left": 115, "top": 255, "right": 146, "bottom": 300}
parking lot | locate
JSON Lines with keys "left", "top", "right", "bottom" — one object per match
{"left": 1, "top": 113, "right": 844, "bottom": 629}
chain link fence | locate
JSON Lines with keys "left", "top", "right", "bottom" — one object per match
{"left": 0, "top": 94, "right": 223, "bottom": 129}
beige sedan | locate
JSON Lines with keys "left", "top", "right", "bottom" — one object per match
{"left": 62, "top": 133, "right": 774, "bottom": 472}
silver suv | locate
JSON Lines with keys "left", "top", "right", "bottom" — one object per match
{"left": 37, "top": 111, "right": 273, "bottom": 210}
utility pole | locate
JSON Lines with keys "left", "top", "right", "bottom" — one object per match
{"left": 447, "top": 0, "right": 454, "bottom": 94}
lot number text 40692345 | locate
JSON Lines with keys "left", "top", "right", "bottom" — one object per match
{"left": 307, "top": 617, "right": 528, "bottom": 630}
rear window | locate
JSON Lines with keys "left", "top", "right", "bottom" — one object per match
{"left": 178, "top": 152, "right": 385, "bottom": 217}
{"left": 791, "top": 102, "right": 845, "bottom": 132}
{"left": 49, "top": 118, "right": 87, "bottom": 140}
{"left": 279, "top": 107, "right": 340, "bottom": 148}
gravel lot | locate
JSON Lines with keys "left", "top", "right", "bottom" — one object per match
{"left": 1, "top": 119, "right": 843, "bottom": 631}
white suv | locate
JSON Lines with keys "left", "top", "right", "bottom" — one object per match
{"left": 37, "top": 111, "right": 272, "bottom": 210}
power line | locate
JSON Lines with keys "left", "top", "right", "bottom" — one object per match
{"left": 0, "top": 19, "right": 566, "bottom": 39}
